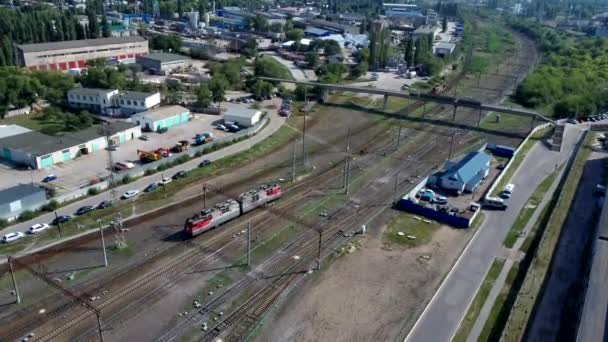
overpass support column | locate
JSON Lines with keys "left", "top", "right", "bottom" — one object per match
{"left": 452, "top": 105, "right": 458, "bottom": 122}
{"left": 530, "top": 115, "right": 536, "bottom": 132}
{"left": 383, "top": 94, "right": 389, "bottom": 111}
{"left": 322, "top": 89, "right": 328, "bottom": 103}
{"left": 477, "top": 108, "right": 483, "bottom": 127}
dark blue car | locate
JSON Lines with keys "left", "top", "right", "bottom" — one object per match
{"left": 42, "top": 174, "right": 57, "bottom": 183}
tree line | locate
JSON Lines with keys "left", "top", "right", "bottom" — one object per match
{"left": 509, "top": 17, "right": 608, "bottom": 117}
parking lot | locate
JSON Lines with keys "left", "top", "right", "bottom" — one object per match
{"left": 0, "top": 109, "right": 244, "bottom": 193}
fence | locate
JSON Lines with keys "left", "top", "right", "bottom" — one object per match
{"left": 1, "top": 116, "right": 269, "bottom": 221}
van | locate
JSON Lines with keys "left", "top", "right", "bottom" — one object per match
{"left": 115, "top": 161, "right": 135, "bottom": 170}
{"left": 501, "top": 183, "right": 515, "bottom": 199}
{"left": 484, "top": 196, "right": 508, "bottom": 210}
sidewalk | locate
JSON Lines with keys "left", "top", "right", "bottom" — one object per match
{"left": 405, "top": 125, "right": 583, "bottom": 342}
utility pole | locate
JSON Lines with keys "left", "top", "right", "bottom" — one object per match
{"left": 452, "top": 104, "right": 458, "bottom": 122}
{"left": 291, "top": 139, "right": 297, "bottom": 182}
{"left": 247, "top": 221, "right": 251, "bottom": 266}
{"left": 8, "top": 256, "right": 20, "bottom": 304}
{"left": 448, "top": 130, "right": 456, "bottom": 162}
{"left": 161, "top": 173, "right": 166, "bottom": 192}
{"left": 344, "top": 128, "right": 351, "bottom": 194}
{"left": 316, "top": 229, "right": 322, "bottom": 270}
{"left": 393, "top": 171, "right": 400, "bottom": 204}
{"left": 396, "top": 126, "right": 402, "bottom": 150}
{"left": 477, "top": 108, "right": 483, "bottom": 127}
{"left": 302, "top": 110, "right": 307, "bottom": 168}
{"left": 54, "top": 211, "right": 62, "bottom": 238}
{"left": 203, "top": 184, "right": 207, "bottom": 209}
{"left": 96, "top": 312, "right": 105, "bottom": 342}
{"left": 97, "top": 220, "right": 108, "bottom": 267}
{"left": 100, "top": 125, "right": 126, "bottom": 249}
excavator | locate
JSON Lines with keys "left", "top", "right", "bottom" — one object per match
{"left": 137, "top": 149, "right": 162, "bottom": 163}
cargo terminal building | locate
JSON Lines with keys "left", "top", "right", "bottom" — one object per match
{"left": 14, "top": 36, "right": 149, "bottom": 71}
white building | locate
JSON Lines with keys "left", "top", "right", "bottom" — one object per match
{"left": 434, "top": 42, "right": 456, "bottom": 57}
{"left": 68, "top": 88, "right": 119, "bottom": 113}
{"left": 224, "top": 108, "right": 262, "bottom": 127}
{"left": 115, "top": 91, "right": 161, "bottom": 115}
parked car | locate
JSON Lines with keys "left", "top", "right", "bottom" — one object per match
{"left": 97, "top": 200, "right": 114, "bottom": 209}
{"left": 216, "top": 124, "right": 227, "bottom": 131}
{"left": 144, "top": 183, "right": 159, "bottom": 192}
{"left": 157, "top": 127, "right": 169, "bottom": 134}
{"left": 199, "top": 160, "right": 211, "bottom": 168}
{"left": 75, "top": 205, "right": 95, "bottom": 216}
{"left": 121, "top": 190, "right": 140, "bottom": 199}
{"left": 51, "top": 215, "right": 71, "bottom": 225}
{"left": 28, "top": 223, "right": 49, "bottom": 234}
{"left": 160, "top": 177, "right": 172, "bottom": 185}
{"left": 42, "top": 174, "right": 58, "bottom": 183}
{"left": 172, "top": 171, "right": 187, "bottom": 179}
{"left": 433, "top": 196, "right": 448, "bottom": 205}
{"left": 227, "top": 124, "right": 240, "bottom": 132}
{"left": 3, "top": 232, "right": 24, "bottom": 243}
{"left": 106, "top": 144, "right": 118, "bottom": 151}
{"left": 139, "top": 135, "right": 150, "bottom": 141}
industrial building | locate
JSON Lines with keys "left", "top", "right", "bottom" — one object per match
{"left": 68, "top": 88, "right": 119, "bottom": 113}
{"left": 0, "top": 184, "right": 48, "bottom": 221}
{"left": 439, "top": 151, "right": 491, "bottom": 193}
{"left": 0, "top": 125, "right": 32, "bottom": 140}
{"left": 116, "top": 91, "right": 161, "bottom": 115}
{"left": 224, "top": 108, "right": 262, "bottom": 127}
{"left": 131, "top": 105, "right": 191, "bottom": 132}
{"left": 136, "top": 53, "right": 186, "bottom": 75}
{"left": 434, "top": 42, "right": 456, "bottom": 57}
{"left": 14, "top": 36, "right": 149, "bottom": 71}
{"left": 412, "top": 25, "right": 440, "bottom": 40}
{"left": 0, "top": 122, "right": 140, "bottom": 169}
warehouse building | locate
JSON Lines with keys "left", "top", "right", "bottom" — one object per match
{"left": 116, "top": 91, "right": 161, "bottom": 115}
{"left": 0, "top": 184, "right": 48, "bottom": 221}
{"left": 136, "top": 53, "right": 186, "bottom": 75}
{"left": 14, "top": 36, "right": 149, "bottom": 71}
{"left": 68, "top": 88, "right": 119, "bottom": 113}
{"left": 439, "top": 151, "right": 491, "bottom": 194}
{"left": 224, "top": 108, "right": 262, "bottom": 127}
{"left": 0, "top": 125, "right": 32, "bottom": 139}
{"left": 434, "top": 42, "right": 456, "bottom": 57}
{"left": 131, "top": 105, "right": 190, "bottom": 132}
{"left": 0, "top": 122, "right": 140, "bottom": 169}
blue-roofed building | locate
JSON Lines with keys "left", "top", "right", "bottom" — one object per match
{"left": 304, "top": 27, "right": 331, "bottom": 37}
{"left": 439, "top": 151, "right": 491, "bottom": 193}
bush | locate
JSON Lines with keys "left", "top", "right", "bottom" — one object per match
{"left": 121, "top": 175, "right": 133, "bottom": 185}
{"left": 194, "top": 151, "right": 205, "bottom": 157}
{"left": 175, "top": 155, "right": 191, "bottom": 165}
{"left": 18, "top": 210, "right": 37, "bottom": 222}
{"left": 156, "top": 163, "right": 170, "bottom": 171}
{"left": 144, "top": 168, "right": 157, "bottom": 176}
{"left": 40, "top": 200, "right": 59, "bottom": 212}
{"left": 0, "top": 219, "right": 7, "bottom": 228}
{"left": 87, "top": 187, "right": 100, "bottom": 196}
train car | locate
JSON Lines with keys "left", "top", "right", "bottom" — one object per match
{"left": 238, "top": 184, "right": 283, "bottom": 214}
{"left": 184, "top": 199, "right": 240, "bottom": 237}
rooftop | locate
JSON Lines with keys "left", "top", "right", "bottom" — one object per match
{"left": 119, "top": 91, "right": 159, "bottom": 101}
{"left": 225, "top": 107, "right": 261, "bottom": 119}
{"left": 68, "top": 121, "right": 138, "bottom": 141}
{"left": 0, "top": 184, "right": 46, "bottom": 205}
{"left": 304, "top": 27, "right": 330, "bottom": 36}
{"left": 68, "top": 87, "right": 118, "bottom": 96}
{"left": 443, "top": 151, "right": 491, "bottom": 183}
{"left": 435, "top": 42, "right": 456, "bottom": 50}
{"left": 137, "top": 52, "right": 185, "bottom": 63}
{"left": 0, "top": 125, "right": 32, "bottom": 140}
{"left": 136, "top": 105, "right": 189, "bottom": 121}
{"left": 16, "top": 36, "right": 147, "bottom": 53}
{"left": 413, "top": 25, "right": 439, "bottom": 35}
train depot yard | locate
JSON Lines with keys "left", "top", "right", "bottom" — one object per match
{"left": 4, "top": 0, "right": 602, "bottom": 339}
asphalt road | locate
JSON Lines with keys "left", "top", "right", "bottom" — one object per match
{"left": 0, "top": 104, "right": 285, "bottom": 242}
{"left": 405, "top": 124, "right": 583, "bottom": 342}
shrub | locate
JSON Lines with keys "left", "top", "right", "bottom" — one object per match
{"left": 122, "top": 175, "right": 133, "bottom": 184}
{"left": 156, "top": 163, "right": 170, "bottom": 171}
{"left": 88, "top": 187, "right": 99, "bottom": 196}
{"left": 144, "top": 168, "right": 157, "bottom": 176}
{"left": 41, "top": 200, "right": 59, "bottom": 212}
{"left": 0, "top": 219, "right": 7, "bottom": 228}
{"left": 194, "top": 151, "right": 204, "bottom": 157}
{"left": 18, "top": 210, "right": 37, "bottom": 222}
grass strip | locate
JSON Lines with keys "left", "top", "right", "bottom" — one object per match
{"left": 453, "top": 258, "right": 506, "bottom": 342}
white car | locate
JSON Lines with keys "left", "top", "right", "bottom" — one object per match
{"left": 28, "top": 223, "right": 50, "bottom": 234}
{"left": 121, "top": 190, "right": 140, "bottom": 199}
{"left": 3, "top": 232, "right": 24, "bottom": 243}
{"left": 160, "top": 177, "right": 172, "bottom": 185}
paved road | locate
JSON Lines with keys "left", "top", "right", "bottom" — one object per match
{"left": 260, "top": 52, "right": 315, "bottom": 82}
{"left": 0, "top": 104, "right": 286, "bottom": 242}
{"left": 528, "top": 150, "right": 606, "bottom": 341}
{"left": 404, "top": 124, "right": 583, "bottom": 342}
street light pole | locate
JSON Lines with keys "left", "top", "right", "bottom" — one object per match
{"left": 54, "top": 211, "right": 63, "bottom": 238}
{"left": 97, "top": 220, "right": 108, "bottom": 267}
{"left": 8, "top": 256, "right": 21, "bottom": 304}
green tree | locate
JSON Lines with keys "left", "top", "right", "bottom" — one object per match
{"left": 87, "top": 10, "right": 99, "bottom": 38}
{"left": 404, "top": 38, "right": 414, "bottom": 67}
{"left": 442, "top": 16, "right": 448, "bottom": 33}
{"left": 305, "top": 51, "right": 320, "bottom": 69}
{"left": 270, "top": 22, "right": 283, "bottom": 33}
{"left": 350, "top": 61, "right": 368, "bottom": 78}
{"left": 286, "top": 28, "right": 304, "bottom": 49}
{"left": 196, "top": 84, "right": 212, "bottom": 107}
{"left": 254, "top": 56, "right": 292, "bottom": 79}
{"left": 101, "top": 15, "right": 111, "bottom": 38}
{"left": 250, "top": 80, "right": 273, "bottom": 99}
{"left": 209, "top": 75, "right": 228, "bottom": 103}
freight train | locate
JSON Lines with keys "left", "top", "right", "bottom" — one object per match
{"left": 184, "top": 184, "right": 283, "bottom": 237}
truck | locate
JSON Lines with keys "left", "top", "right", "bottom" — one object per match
{"left": 194, "top": 133, "right": 214, "bottom": 145}
{"left": 172, "top": 140, "right": 190, "bottom": 153}
{"left": 155, "top": 148, "right": 172, "bottom": 158}
{"left": 137, "top": 149, "right": 161, "bottom": 163}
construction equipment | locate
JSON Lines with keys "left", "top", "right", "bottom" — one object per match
{"left": 172, "top": 140, "right": 191, "bottom": 153}
{"left": 155, "top": 147, "right": 172, "bottom": 158}
{"left": 194, "top": 133, "right": 214, "bottom": 145}
{"left": 137, "top": 149, "right": 162, "bottom": 163}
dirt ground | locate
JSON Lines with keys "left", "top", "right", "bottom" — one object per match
{"left": 255, "top": 210, "right": 471, "bottom": 342}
